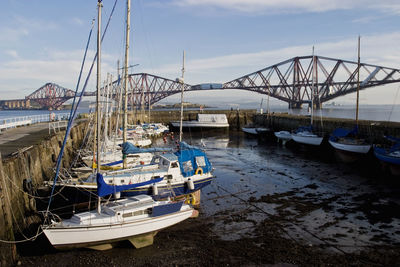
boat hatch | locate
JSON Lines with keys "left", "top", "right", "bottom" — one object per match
{"left": 70, "top": 211, "right": 98, "bottom": 223}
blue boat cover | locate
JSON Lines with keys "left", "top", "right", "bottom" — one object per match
{"left": 374, "top": 146, "right": 400, "bottom": 165}
{"left": 385, "top": 135, "right": 400, "bottom": 143}
{"left": 121, "top": 142, "right": 172, "bottom": 155}
{"left": 294, "top": 125, "right": 313, "bottom": 133}
{"left": 96, "top": 173, "right": 163, "bottom": 197}
{"left": 331, "top": 126, "right": 358, "bottom": 138}
{"left": 175, "top": 142, "right": 212, "bottom": 177}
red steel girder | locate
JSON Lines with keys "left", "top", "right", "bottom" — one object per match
{"left": 223, "top": 55, "right": 400, "bottom": 107}
{"left": 26, "top": 83, "right": 75, "bottom": 109}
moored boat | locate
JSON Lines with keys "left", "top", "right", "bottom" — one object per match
{"left": 274, "top": 130, "right": 292, "bottom": 144}
{"left": 56, "top": 142, "right": 214, "bottom": 201}
{"left": 43, "top": 175, "right": 195, "bottom": 250}
{"left": 170, "top": 114, "right": 229, "bottom": 130}
{"left": 291, "top": 126, "right": 323, "bottom": 146}
{"left": 328, "top": 127, "right": 371, "bottom": 154}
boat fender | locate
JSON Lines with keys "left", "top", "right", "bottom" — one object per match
{"left": 23, "top": 178, "right": 33, "bottom": 194}
{"left": 187, "top": 178, "right": 195, "bottom": 190}
{"left": 152, "top": 184, "right": 158, "bottom": 195}
{"left": 185, "top": 193, "right": 196, "bottom": 205}
{"left": 195, "top": 168, "right": 203, "bottom": 175}
{"left": 114, "top": 191, "right": 121, "bottom": 199}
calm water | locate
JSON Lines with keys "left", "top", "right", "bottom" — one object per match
{"left": 2, "top": 104, "right": 400, "bottom": 122}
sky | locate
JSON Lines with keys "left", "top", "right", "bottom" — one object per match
{"left": 0, "top": 0, "right": 400, "bottom": 108}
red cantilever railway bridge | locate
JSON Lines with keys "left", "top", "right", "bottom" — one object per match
{"left": 4, "top": 55, "right": 400, "bottom": 110}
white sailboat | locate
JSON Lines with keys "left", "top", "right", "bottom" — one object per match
{"left": 242, "top": 98, "right": 271, "bottom": 135}
{"left": 43, "top": 176, "right": 195, "bottom": 250}
{"left": 328, "top": 36, "right": 371, "bottom": 155}
{"left": 274, "top": 130, "right": 292, "bottom": 144}
{"left": 292, "top": 48, "right": 323, "bottom": 146}
{"left": 43, "top": 1, "right": 195, "bottom": 251}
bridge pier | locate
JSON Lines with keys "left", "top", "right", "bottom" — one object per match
{"left": 306, "top": 101, "right": 323, "bottom": 110}
{"left": 288, "top": 102, "right": 302, "bottom": 109}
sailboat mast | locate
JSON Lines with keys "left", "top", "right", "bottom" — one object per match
{"left": 96, "top": 0, "right": 102, "bottom": 173}
{"left": 123, "top": 0, "right": 131, "bottom": 169}
{"left": 179, "top": 50, "right": 185, "bottom": 142}
{"left": 311, "top": 46, "right": 315, "bottom": 125}
{"left": 96, "top": 0, "right": 102, "bottom": 214}
{"left": 356, "top": 35, "right": 361, "bottom": 127}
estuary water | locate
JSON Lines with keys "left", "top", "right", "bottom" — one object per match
{"left": 2, "top": 104, "right": 400, "bottom": 122}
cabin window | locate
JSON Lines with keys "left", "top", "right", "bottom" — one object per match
{"left": 171, "top": 162, "right": 179, "bottom": 168}
{"left": 183, "top": 160, "right": 193, "bottom": 173}
{"left": 164, "top": 175, "right": 173, "bottom": 180}
{"left": 160, "top": 158, "right": 169, "bottom": 168}
{"left": 122, "top": 212, "right": 133, "bottom": 218}
{"left": 195, "top": 156, "right": 206, "bottom": 167}
{"left": 151, "top": 176, "right": 160, "bottom": 180}
{"left": 134, "top": 210, "right": 143, "bottom": 216}
{"left": 152, "top": 157, "right": 160, "bottom": 164}
{"left": 120, "top": 179, "right": 125, "bottom": 183}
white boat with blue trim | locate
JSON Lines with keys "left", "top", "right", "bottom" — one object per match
{"left": 57, "top": 142, "right": 213, "bottom": 200}
{"left": 43, "top": 175, "right": 195, "bottom": 250}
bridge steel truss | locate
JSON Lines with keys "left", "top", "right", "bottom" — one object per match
{"left": 109, "top": 73, "right": 191, "bottom": 109}
{"left": 223, "top": 55, "right": 400, "bottom": 108}
{"left": 23, "top": 56, "right": 400, "bottom": 110}
{"left": 26, "top": 83, "right": 76, "bottom": 110}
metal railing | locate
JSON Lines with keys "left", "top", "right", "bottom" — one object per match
{"left": 0, "top": 113, "right": 70, "bottom": 132}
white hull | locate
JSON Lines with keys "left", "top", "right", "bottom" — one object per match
{"left": 328, "top": 140, "right": 371, "bottom": 154}
{"left": 170, "top": 121, "right": 229, "bottom": 128}
{"left": 274, "top": 131, "right": 292, "bottom": 141}
{"left": 256, "top": 127, "right": 270, "bottom": 134}
{"left": 242, "top": 127, "right": 258, "bottom": 135}
{"left": 292, "top": 132, "right": 323, "bottom": 146}
{"left": 43, "top": 197, "right": 193, "bottom": 249}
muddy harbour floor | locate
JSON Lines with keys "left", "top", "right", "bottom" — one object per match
{"left": 18, "top": 131, "right": 400, "bottom": 266}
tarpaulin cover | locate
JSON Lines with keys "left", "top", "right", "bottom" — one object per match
{"left": 175, "top": 142, "right": 212, "bottom": 177}
{"left": 374, "top": 146, "right": 400, "bottom": 165}
{"left": 96, "top": 173, "right": 163, "bottom": 197}
{"left": 294, "top": 125, "right": 313, "bottom": 134}
{"left": 384, "top": 135, "right": 400, "bottom": 144}
{"left": 330, "top": 126, "right": 358, "bottom": 140}
{"left": 122, "top": 142, "right": 172, "bottom": 155}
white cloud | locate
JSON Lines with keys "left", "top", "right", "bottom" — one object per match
{"left": 1, "top": 31, "right": 400, "bottom": 104}
{"left": 171, "top": 0, "right": 400, "bottom": 14}
{"left": 4, "top": 50, "right": 18, "bottom": 59}
{"left": 0, "top": 48, "right": 120, "bottom": 99}
{"left": 144, "top": 31, "right": 400, "bottom": 104}
{"left": 71, "top": 17, "right": 84, "bottom": 26}
{"left": 0, "top": 16, "right": 57, "bottom": 43}
{"left": 146, "top": 32, "right": 400, "bottom": 83}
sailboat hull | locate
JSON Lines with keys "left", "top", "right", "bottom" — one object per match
{"left": 292, "top": 133, "right": 323, "bottom": 146}
{"left": 242, "top": 127, "right": 258, "bottom": 135}
{"left": 274, "top": 131, "right": 292, "bottom": 141}
{"left": 374, "top": 146, "right": 400, "bottom": 165}
{"left": 43, "top": 203, "right": 193, "bottom": 249}
{"left": 55, "top": 176, "right": 213, "bottom": 203}
{"left": 329, "top": 140, "right": 371, "bottom": 154}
